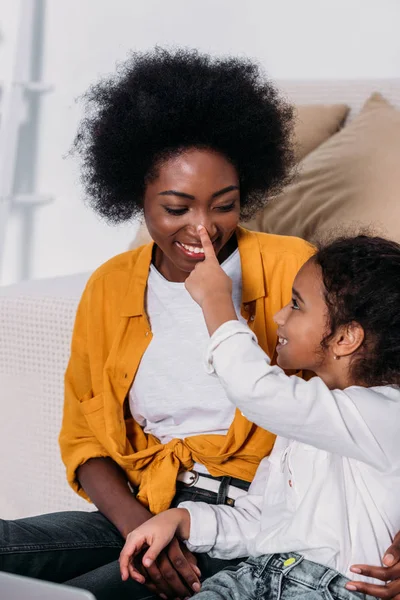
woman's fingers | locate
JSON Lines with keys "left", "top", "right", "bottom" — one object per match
{"left": 143, "top": 556, "right": 176, "bottom": 598}
{"left": 166, "top": 537, "right": 201, "bottom": 593}
{"left": 350, "top": 563, "right": 400, "bottom": 581}
{"left": 120, "top": 535, "right": 177, "bottom": 596}
{"left": 119, "top": 515, "right": 196, "bottom": 597}
{"left": 144, "top": 538, "right": 203, "bottom": 598}
{"left": 181, "top": 543, "right": 202, "bottom": 578}
{"left": 347, "top": 556, "right": 400, "bottom": 599}
{"left": 350, "top": 563, "right": 400, "bottom": 582}
{"left": 384, "top": 531, "right": 400, "bottom": 567}
{"left": 156, "top": 544, "right": 193, "bottom": 598}
{"left": 346, "top": 579, "right": 400, "bottom": 599}
{"left": 348, "top": 531, "right": 400, "bottom": 593}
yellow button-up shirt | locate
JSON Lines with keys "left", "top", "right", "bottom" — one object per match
{"left": 59, "top": 227, "right": 314, "bottom": 514}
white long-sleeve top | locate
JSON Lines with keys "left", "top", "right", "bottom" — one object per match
{"left": 180, "top": 321, "right": 400, "bottom": 583}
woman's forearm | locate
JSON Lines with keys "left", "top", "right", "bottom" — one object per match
{"left": 77, "top": 456, "right": 152, "bottom": 538}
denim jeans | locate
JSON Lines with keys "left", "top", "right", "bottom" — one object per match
{"left": 0, "top": 475, "right": 248, "bottom": 600}
{"left": 193, "top": 553, "right": 375, "bottom": 600}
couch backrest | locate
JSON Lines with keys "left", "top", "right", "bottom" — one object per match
{"left": 276, "top": 78, "right": 400, "bottom": 117}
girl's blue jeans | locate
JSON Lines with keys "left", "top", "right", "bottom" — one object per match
{"left": 193, "top": 552, "right": 374, "bottom": 600}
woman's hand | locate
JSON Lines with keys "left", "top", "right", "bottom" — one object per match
{"left": 345, "top": 531, "right": 400, "bottom": 599}
{"left": 131, "top": 538, "right": 201, "bottom": 600}
{"left": 185, "top": 226, "right": 238, "bottom": 335}
{"left": 120, "top": 508, "right": 200, "bottom": 599}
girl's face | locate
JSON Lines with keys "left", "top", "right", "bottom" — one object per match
{"left": 143, "top": 148, "right": 241, "bottom": 282}
{"left": 273, "top": 260, "right": 330, "bottom": 374}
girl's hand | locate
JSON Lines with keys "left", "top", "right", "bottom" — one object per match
{"left": 346, "top": 531, "right": 400, "bottom": 599}
{"left": 185, "top": 225, "right": 233, "bottom": 307}
{"left": 185, "top": 226, "right": 238, "bottom": 335}
{"left": 119, "top": 508, "right": 200, "bottom": 598}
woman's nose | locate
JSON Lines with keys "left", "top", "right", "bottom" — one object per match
{"left": 188, "top": 213, "right": 217, "bottom": 239}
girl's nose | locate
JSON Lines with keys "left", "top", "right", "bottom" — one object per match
{"left": 273, "top": 303, "right": 290, "bottom": 325}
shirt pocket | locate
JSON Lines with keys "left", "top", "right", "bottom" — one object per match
{"left": 281, "top": 445, "right": 298, "bottom": 507}
{"left": 79, "top": 391, "right": 107, "bottom": 442}
{"left": 79, "top": 390, "right": 104, "bottom": 415}
{"left": 286, "top": 441, "right": 328, "bottom": 501}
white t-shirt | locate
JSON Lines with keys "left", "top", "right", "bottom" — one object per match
{"left": 129, "top": 249, "right": 245, "bottom": 473}
{"left": 181, "top": 320, "right": 400, "bottom": 583}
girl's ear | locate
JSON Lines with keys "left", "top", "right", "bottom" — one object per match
{"left": 331, "top": 322, "right": 365, "bottom": 359}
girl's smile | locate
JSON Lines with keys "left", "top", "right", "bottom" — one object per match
{"left": 274, "top": 260, "right": 328, "bottom": 374}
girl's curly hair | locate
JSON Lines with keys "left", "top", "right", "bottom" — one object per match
{"left": 314, "top": 235, "right": 400, "bottom": 387}
{"left": 73, "top": 47, "right": 294, "bottom": 223}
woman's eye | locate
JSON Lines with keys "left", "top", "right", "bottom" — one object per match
{"left": 164, "top": 202, "right": 235, "bottom": 216}
{"left": 164, "top": 206, "right": 188, "bottom": 216}
{"left": 215, "top": 202, "right": 235, "bottom": 213}
{"left": 291, "top": 298, "right": 300, "bottom": 310}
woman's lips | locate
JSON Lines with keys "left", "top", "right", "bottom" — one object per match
{"left": 175, "top": 239, "right": 219, "bottom": 259}
{"left": 175, "top": 241, "right": 205, "bottom": 259}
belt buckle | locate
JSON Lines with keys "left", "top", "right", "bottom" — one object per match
{"left": 184, "top": 470, "right": 199, "bottom": 487}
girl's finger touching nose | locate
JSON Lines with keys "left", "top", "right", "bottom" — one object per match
{"left": 198, "top": 225, "right": 217, "bottom": 260}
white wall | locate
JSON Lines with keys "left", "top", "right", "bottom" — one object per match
{"left": 1, "top": 0, "right": 399, "bottom": 285}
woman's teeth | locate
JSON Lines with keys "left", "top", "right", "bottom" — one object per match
{"left": 278, "top": 336, "right": 288, "bottom": 346}
{"left": 180, "top": 242, "right": 205, "bottom": 254}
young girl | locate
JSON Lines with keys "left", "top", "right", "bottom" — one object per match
{"left": 119, "top": 227, "right": 400, "bottom": 600}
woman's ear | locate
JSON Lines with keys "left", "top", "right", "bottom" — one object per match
{"left": 332, "top": 322, "right": 365, "bottom": 359}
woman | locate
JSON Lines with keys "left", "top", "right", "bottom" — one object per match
{"left": 0, "top": 48, "right": 399, "bottom": 600}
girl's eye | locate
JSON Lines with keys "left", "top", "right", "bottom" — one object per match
{"left": 164, "top": 207, "right": 188, "bottom": 216}
{"left": 215, "top": 202, "right": 235, "bottom": 213}
{"left": 291, "top": 298, "right": 300, "bottom": 310}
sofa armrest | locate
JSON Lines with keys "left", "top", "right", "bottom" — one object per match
{"left": 0, "top": 273, "right": 94, "bottom": 518}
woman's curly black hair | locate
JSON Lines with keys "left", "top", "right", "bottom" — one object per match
{"left": 314, "top": 235, "right": 400, "bottom": 387}
{"left": 73, "top": 47, "right": 294, "bottom": 223}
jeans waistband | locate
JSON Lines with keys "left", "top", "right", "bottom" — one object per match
{"left": 252, "top": 553, "right": 369, "bottom": 600}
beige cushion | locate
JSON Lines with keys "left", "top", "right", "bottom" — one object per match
{"left": 129, "top": 103, "right": 349, "bottom": 250}
{"left": 293, "top": 104, "right": 349, "bottom": 162}
{"left": 244, "top": 93, "right": 400, "bottom": 245}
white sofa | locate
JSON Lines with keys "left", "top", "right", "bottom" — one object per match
{"left": 1, "top": 80, "right": 400, "bottom": 520}
{"left": 0, "top": 274, "right": 92, "bottom": 518}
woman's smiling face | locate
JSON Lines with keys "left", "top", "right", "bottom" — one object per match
{"left": 143, "top": 148, "right": 241, "bottom": 282}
